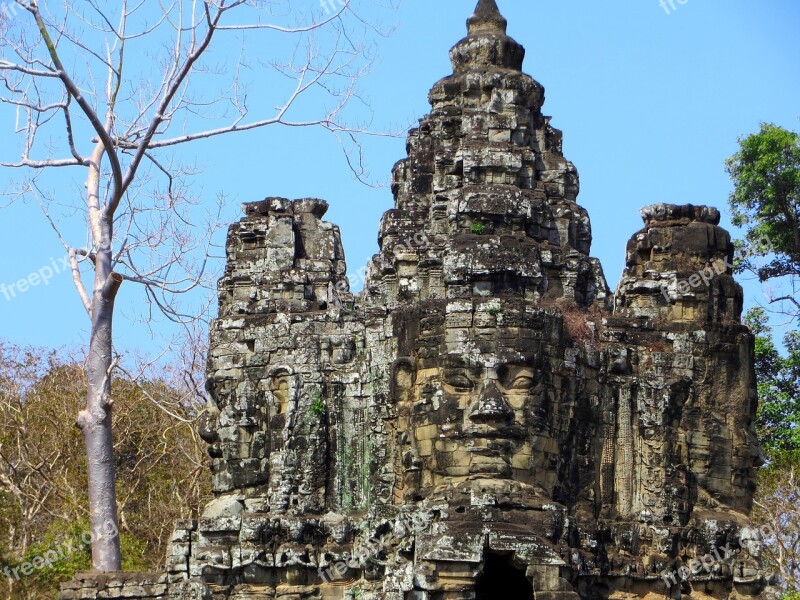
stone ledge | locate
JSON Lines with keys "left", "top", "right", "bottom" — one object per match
{"left": 640, "top": 203, "right": 721, "bottom": 226}
{"left": 60, "top": 571, "right": 170, "bottom": 600}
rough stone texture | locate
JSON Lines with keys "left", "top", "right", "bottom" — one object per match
{"left": 62, "top": 2, "right": 775, "bottom": 600}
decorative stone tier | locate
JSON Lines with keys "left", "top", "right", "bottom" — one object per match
{"left": 616, "top": 203, "right": 743, "bottom": 323}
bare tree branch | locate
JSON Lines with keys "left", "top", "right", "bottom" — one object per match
{"left": 27, "top": 3, "right": 124, "bottom": 204}
{"left": 0, "top": 0, "right": 392, "bottom": 572}
{"left": 216, "top": 0, "right": 350, "bottom": 32}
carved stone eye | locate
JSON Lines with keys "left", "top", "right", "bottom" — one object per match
{"left": 498, "top": 365, "right": 535, "bottom": 391}
{"left": 508, "top": 374, "right": 535, "bottom": 390}
{"left": 444, "top": 371, "right": 475, "bottom": 391}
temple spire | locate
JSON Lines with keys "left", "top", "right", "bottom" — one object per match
{"left": 451, "top": 0, "right": 523, "bottom": 72}
{"left": 467, "top": 0, "right": 508, "bottom": 35}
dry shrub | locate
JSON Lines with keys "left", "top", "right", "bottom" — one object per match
{"left": 538, "top": 296, "right": 601, "bottom": 347}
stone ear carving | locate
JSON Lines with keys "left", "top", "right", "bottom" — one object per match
{"left": 198, "top": 401, "right": 220, "bottom": 444}
{"left": 267, "top": 367, "right": 296, "bottom": 415}
{"left": 268, "top": 365, "right": 294, "bottom": 378}
{"left": 391, "top": 358, "right": 417, "bottom": 403}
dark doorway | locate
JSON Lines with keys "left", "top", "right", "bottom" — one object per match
{"left": 475, "top": 553, "right": 533, "bottom": 599}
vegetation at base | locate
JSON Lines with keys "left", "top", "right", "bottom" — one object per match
{"left": 751, "top": 451, "right": 800, "bottom": 594}
{"left": 0, "top": 343, "right": 211, "bottom": 600}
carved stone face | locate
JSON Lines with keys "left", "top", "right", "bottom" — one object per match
{"left": 421, "top": 355, "right": 541, "bottom": 478}
{"left": 393, "top": 303, "right": 565, "bottom": 496}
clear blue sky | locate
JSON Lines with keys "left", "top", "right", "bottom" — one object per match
{"left": 1, "top": 0, "right": 799, "bottom": 355}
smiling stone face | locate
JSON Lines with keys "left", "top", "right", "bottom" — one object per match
{"left": 420, "top": 355, "right": 539, "bottom": 478}
{"left": 392, "top": 300, "right": 577, "bottom": 499}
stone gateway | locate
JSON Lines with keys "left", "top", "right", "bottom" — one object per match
{"left": 61, "top": 1, "right": 775, "bottom": 599}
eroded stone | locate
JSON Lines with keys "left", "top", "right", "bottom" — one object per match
{"left": 61, "top": 2, "right": 773, "bottom": 600}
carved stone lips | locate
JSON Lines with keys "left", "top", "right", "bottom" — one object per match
{"left": 464, "top": 425, "right": 526, "bottom": 441}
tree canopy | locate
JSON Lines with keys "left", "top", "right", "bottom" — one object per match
{"left": 727, "top": 123, "right": 800, "bottom": 315}
{"left": 745, "top": 308, "right": 800, "bottom": 456}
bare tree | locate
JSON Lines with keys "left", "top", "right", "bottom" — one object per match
{"left": 0, "top": 0, "right": 379, "bottom": 571}
{"left": 753, "top": 463, "right": 800, "bottom": 594}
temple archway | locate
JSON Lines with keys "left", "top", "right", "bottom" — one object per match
{"left": 475, "top": 553, "right": 534, "bottom": 599}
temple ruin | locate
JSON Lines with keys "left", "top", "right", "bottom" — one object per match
{"left": 61, "top": 1, "right": 774, "bottom": 598}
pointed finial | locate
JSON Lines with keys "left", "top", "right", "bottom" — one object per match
{"left": 451, "top": 0, "right": 524, "bottom": 72}
{"left": 467, "top": 0, "right": 508, "bottom": 35}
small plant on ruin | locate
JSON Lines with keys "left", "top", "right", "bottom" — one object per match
{"left": 470, "top": 223, "right": 486, "bottom": 234}
{"left": 311, "top": 392, "right": 326, "bottom": 416}
{"left": 487, "top": 301, "right": 503, "bottom": 316}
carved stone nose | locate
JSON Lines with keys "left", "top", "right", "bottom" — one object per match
{"left": 468, "top": 382, "right": 513, "bottom": 423}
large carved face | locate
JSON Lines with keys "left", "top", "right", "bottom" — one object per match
{"left": 393, "top": 302, "right": 566, "bottom": 497}
{"left": 202, "top": 365, "right": 301, "bottom": 494}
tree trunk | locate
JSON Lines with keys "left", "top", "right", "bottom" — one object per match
{"left": 77, "top": 149, "right": 123, "bottom": 571}
{"left": 78, "top": 278, "right": 123, "bottom": 571}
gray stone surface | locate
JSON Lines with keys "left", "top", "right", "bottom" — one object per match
{"left": 62, "top": 2, "right": 774, "bottom": 599}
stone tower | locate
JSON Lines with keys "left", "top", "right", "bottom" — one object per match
{"left": 62, "top": 2, "right": 773, "bottom": 599}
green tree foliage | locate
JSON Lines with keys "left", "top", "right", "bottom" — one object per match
{"left": 745, "top": 308, "right": 800, "bottom": 455}
{"left": 728, "top": 124, "right": 800, "bottom": 597}
{"left": 0, "top": 343, "right": 211, "bottom": 599}
{"left": 743, "top": 308, "right": 799, "bottom": 597}
{"left": 726, "top": 123, "right": 800, "bottom": 292}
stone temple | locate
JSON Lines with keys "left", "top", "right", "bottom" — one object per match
{"left": 63, "top": 1, "right": 776, "bottom": 599}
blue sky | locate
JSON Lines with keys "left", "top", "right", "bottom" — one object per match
{"left": 1, "top": 0, "right": 799, "bottom": 355}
